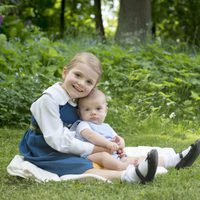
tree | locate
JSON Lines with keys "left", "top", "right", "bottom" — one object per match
{"left": 94, "top": 0, "right": 105, "bottom": 41}
{"left": 60, "top": 0, "right": 66, "bottom": 38}
{"left": 115, "top": 0, "right": 151, "bottom": 41}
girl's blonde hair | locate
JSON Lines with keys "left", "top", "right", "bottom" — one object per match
{"left": 65, "top": 52, "right": 102, "bottom": 82}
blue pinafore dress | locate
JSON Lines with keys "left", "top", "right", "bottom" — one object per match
{"left": 19, "top": 103, "right": 93, "bottom": 176}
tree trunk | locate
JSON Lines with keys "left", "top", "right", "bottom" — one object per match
{"left": 115, "top": 0, "right": 151, "bottom": 41}
{"left": 60, "top": 0, "right": 65, "bottom": 38}
{"left": 94, "top": 0, "right": 106, "bottom": 41}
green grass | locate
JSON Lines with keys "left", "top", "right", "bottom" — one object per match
{"left": 0, "top": 126, "right": 200, "bottom": 200}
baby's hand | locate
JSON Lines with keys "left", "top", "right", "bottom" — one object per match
{"left": 117, "top": 149, "right": 126, "bottom": 158}
{"left": 106, "top": 142, "right": 119, "bottom": 152}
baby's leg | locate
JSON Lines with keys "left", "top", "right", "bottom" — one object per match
{"left": 88, "top": 152, "right": 130, "bottom": 170}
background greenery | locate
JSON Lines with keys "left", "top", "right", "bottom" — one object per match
{"left": 1, "top": 35, "right": 200, "bottom": 200}
{"left": 0, "top": 33, "right": 200, "bottom": 128}
{"left": 1, "top": 0, "right": 200, "bottom": 45}
{"left": 0, "top": 1, "right": 200, "bottom": 199}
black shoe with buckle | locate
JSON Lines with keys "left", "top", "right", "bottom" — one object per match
{"left": 135, "top": 149, "right": 158, "bottom": 184}
{"left": 175, "top": 140, "right": 200, "bottom": 169}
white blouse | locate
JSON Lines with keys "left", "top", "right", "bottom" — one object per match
{"left": 30, "top": 82, "right": 94, "bottom": 157}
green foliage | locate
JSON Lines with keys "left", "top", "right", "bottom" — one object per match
{"left": 0, "top": 34, "right": 65, "bottom": 126}
{"left": 0, "top": 5, "right": 16, "bottom": 14}
{"left": 93, "top": 41, "right": 200, "bottom": 128}
{"left": 0, "top": 34, "right": 200, "bottom": 127}
{"left": 1, "top": 0, "right": 200, "bottom": 45}
{"left": 0, "top": 0, "right": 96, "bottom": 40}
{"left": 152, "top": 0, "right": 200, "bottom": 46}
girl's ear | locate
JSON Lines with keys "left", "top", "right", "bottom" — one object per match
{"left": 62, "top": 67, "right": 68, "bottom": 79}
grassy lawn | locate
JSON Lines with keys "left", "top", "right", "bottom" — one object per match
{"left": 0, "top": 127, "right": 200, "bottom": 200}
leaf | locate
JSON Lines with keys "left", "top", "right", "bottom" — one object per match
{"left": 48, "top": 48, "right": 58, "bottom": 57}
{"left": 191, "top": 91, "right": 200, "bottom": 101}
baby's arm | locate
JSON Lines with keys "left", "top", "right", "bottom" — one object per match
{"left": 80, "top": 128, "right": 119, "bottom": 152}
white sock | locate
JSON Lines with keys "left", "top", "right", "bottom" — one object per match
{"left": 181, "top": 146, "right": 192, "bottom": 158}
{"left": 121, "top": 158, "right": 148, "bottom": 183}
{"left": 163, "top": 146, "right": 191, "bottom": 168}
{"left": 121, "top": 165, "right": 137, "bottom": 183}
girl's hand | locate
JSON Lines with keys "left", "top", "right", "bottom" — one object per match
{"left": 106, "top": 142, "right": 119, "bottom": 153}
{"left": 112, "top": 135, "right": 125, "bottom": 149}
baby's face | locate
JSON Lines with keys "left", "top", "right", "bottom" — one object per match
{"left": 79, "top": 96, "right": 107, "bottom": 124}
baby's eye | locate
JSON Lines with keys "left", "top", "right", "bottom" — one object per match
{"left": 97, "top": 107, "right": 102, "bottom": 110}
{"left": 85, "top": 108, "right": 90, "bottom": 111}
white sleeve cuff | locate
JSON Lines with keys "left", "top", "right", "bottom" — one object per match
{"left": 69, "top": 137, "right": 94, "bottom": 158}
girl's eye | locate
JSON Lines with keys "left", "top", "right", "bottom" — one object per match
{"left": 85, "top": 108, "right": 90, "bottom": 111}
{"left": 75, "top": 73, "right": 81, "bottom": 77}
{"left": 97, "top": 107, "right": 102, "bottom": 110}
{"left": 86, "top": 80, "right": 93, "bottom": 85}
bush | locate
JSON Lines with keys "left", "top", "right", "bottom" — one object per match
{"left": 0, "top": 34, "right": 200, "bottom": 127}
{"left": 96, "top": 42, "right": 200, "bottom": 125}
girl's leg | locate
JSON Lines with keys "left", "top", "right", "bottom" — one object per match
{"left": 84, "top": 168, "right": 122, "bottom": 180}
{"left": 164, "top": 139, "right": 200, "bottom": 169}
{"left": 88, "top": 152, "right": 129, "bottom": 170}
{"left": 85, "top": 149, "right": 159, "bottom": 184}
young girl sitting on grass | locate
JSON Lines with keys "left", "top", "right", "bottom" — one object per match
{"left": 75, "top": 88, "right": 200, "bottom": 171}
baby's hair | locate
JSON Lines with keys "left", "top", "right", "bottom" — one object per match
{"left": 78, "top": 88, "right": 107, "bottom": 107}
{"left": 65, "top": 52, "right": 102, "bottom": 82}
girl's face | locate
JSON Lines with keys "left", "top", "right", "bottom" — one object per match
{"left": 61, "top": 64, "right": 99, "bottom": 99}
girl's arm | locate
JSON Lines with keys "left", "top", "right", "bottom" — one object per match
{"left": 31, "top": 93, "right": 95, "bottom": 157}
{"left": 92, "top": 146, "right": 111, "bottom": 154}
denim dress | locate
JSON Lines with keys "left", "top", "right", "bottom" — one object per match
{"left": 19, "top": 103, "right": 93, "bottom": 176}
